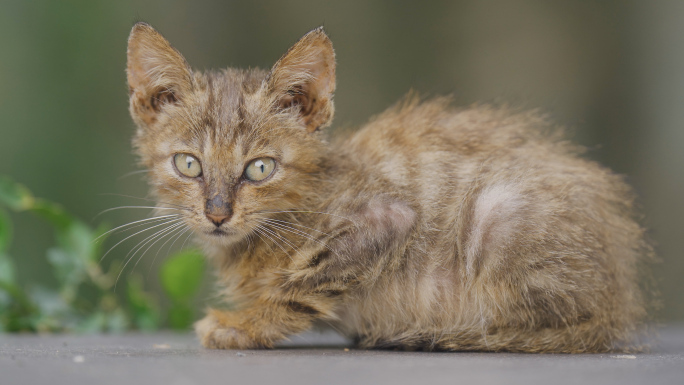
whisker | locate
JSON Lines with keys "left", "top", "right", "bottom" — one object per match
{"left": 254, "top": 225, "right": 289, "bottom": 257}
{"left": 179, "top": 229, "right": 195, "bottom": 251}
{"left": 115, "top": 221, "right": 185, "bottom": 288}
{"left": 148, "top": 223, "right": 189, "bottom": 273}
{"left": 131, "top": 221, "right": 186, "bottom": 271}
{"left": 257, "top": 210, "right": 358, "bottom": 227}
{"left": 260, "top": 218, "right": 331, "bottom": 243}
{"left": 98, "top": 216, "right": 183, "bottom": 243}
{"left": 99, "top": 217, "right": 183, "bottom": 262}
{"left": 117, "top": 169, "right": 149, "bottom": 180}
{"left": 167, "top": 226, "right": 191, "bottom": 255}
{"left": 263, "top": 218, "right": 332, "bottom": 237}
{"left": 123, "top": 220, "right": 184, "bottom": 266}
{"left": 99, "top": 193, "right": 190, "bottom": 210}
{"left": 258, "top": 219, "right": 336, "bottom": 256}
{"left": 251, "top": 227, "right": 276, "bottom": 254}
{"left": 95, "top": 206, "right": 184, "bottom": 219}
{"left": 258, "top": 224, "right": 303, "bottom": 262}
{"left": 246, "top": 232, "right": 254, "bottom": 251}
{"left": 93, "top": 214, "right": 181, "bottom": 243}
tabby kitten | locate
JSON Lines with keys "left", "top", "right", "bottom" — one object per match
{"left": 126, "top": 22, "right": 651, "bottom": 352}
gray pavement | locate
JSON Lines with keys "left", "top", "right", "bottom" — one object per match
{"left": 1, "top": 327, "right": 683, "bottom": 385}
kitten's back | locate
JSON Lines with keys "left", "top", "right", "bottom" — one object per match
{"left": 334, "top": 96, "right": 651, "bottom": 352}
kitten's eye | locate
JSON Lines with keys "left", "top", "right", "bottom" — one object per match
{"left": 173, "top": 153, "right": 202, "bottom": 178}
{"left": 244, "top": 157, "right": 276, "bottom": 182}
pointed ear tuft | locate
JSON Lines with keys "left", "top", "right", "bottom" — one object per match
{"left": 127, "top": 22, "right": 192, "bottom": 127}
{"left": 268, "top": 27, "right": 336, "bottom": 133}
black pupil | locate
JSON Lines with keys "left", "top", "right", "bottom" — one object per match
{"left": 186, "top": 160, "right": 192, "bottom": 169}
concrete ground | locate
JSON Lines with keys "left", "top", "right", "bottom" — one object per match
{"left": 1, "top": 327, "right": 682, "bottom": 385}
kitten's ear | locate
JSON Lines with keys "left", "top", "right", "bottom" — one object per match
{"left": 267, "top": 27, "right": 336, "bottom": 133}
{"left": 126, "top": 22, "right": 192, "bottom": 126}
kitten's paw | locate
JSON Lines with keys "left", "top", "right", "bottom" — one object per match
{"left": 195, "top": 313, "right": 259, "bottom": 349}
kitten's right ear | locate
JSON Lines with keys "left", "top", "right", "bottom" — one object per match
{"left": 127, "top": 22, "right": 192, "bottom": 127}
{"left": 267, "top": 27, "right": 336, "bottom": 133}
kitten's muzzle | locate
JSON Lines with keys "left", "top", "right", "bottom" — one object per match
{"left": 206, "top": 213, "right": 230, "bottom": 227}
{"left": 205, "top": 195, "right": 233, "bottom": 227}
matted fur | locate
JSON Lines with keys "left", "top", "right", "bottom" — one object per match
{"left": 126, "top": 22, "right": 653, "bottom": 353}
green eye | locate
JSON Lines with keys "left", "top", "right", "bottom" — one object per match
{"left": 244, "top": 157, "right": 276, "bottom": 182}
{"left": 173, "top": 153, "right": 202, "bottom": 178}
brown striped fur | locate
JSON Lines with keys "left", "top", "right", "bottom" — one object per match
{"left": 126, "top": 23, "right": 653, "bottom": 352}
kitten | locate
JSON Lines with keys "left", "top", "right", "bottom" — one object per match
{"left": 126, "top": 22, "right": 652, "bottom": 352}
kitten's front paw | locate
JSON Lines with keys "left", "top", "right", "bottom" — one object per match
{"left": 195, "top": 313, "right": 259, "bottom": 349}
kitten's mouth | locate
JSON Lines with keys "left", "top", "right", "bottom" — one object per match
{"left": 208, "top": 229, "right": 228, "bottom": 236}
{"left": 203, "top": 227, "right": 240, "bottom": 241}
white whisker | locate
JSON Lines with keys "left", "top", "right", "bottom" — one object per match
{"left": 115, "top": 220, "right": 185, "bottom": 288}
{"left": 100, "top": 193, "right": 190, "bottom": 210}
{"left": 254, "top": 225, "right": 285, "bottom": 253}
{"left": 132, "top": 221, "right": 187, "bottom": 271}
{"left": 258, "top": 210, "right": 358, "bottom": 227}
{"left": 95, "top": 206, "right": 184, "bottom": 219}
{"left": 179, "top": 229, "right": 195, "bottom": 251}
{"left": 99, "top": 217, "right": 183, "bottom": 262}
{"left": 258, "top": 224, "right": 303, "bottom": 263}
{"left": 117, "top": 169, "right": 149, "bottom": 180}
{"left": 168, "top": 226, "right": 191, "bottom": 255}
{"left": 254, "top": 225, "right": 290, "bottom": 258}
{"left": 148, "top": 223, "right": 189, "bottom": 273}
{"left": 93, "top": 214, "right": 181, "bottom": 243}
{"left": 258, "top": 218, "right": 336, "bottom": 256}
{"left": 251, "top": 227, "right": 276, "bottom": 254}
{"left": 119, "top": 220, "right": 185, "bottom": 271}
{"left": 262, "top": 217, "right": 332, "bottom": 237}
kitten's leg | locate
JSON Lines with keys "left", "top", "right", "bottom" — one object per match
{"left": 196, "top": 197, "right": 416, "bottom": 349}
{"left": 195, "top": 295, "right": 330, "bottom": 349}
{"left": 194, "top": 249, "right": 351, "bottom": 349}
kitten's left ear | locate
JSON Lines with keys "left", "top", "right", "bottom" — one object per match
{"left": 127, "top": 22, "right": 193, "bottom": 127}
{"left": 267, "top": 27, "right": 336, "bottom": 133}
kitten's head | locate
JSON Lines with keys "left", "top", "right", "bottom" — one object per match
{"left": 126, "top": 22, "right": 335, "bottom": 245}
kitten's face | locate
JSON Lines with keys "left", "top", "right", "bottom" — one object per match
{"left": 126, "top": 23, "right": 335, "bottom": 246}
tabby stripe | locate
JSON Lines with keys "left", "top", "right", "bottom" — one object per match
{"left": 309, "top": 250, "right": 331, "bottom": 267}
{"left": 320, "top": 289, "right": 343, "bottom": 297}
{"left": 286, "top": 301, "right": 320, "bottom": 316}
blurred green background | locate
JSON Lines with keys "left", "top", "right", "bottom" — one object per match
{"left": 0, "top": 0, "right": 682, "bottom": 323}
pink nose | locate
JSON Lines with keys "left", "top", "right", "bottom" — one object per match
{"left": 206, "top": 213, "right": 229, "bottom": 226}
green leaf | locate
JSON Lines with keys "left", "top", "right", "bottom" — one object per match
{"left": 127, "top": 275, "right": 160, "bottom": 331}
{"left": 106, "top": 308, "right": 130, "bottom": 333}
{"left": 0, "top": 176, "right": 34, "bottom": 211}
{"left": 46, "top": 247, "right": 86, "bottom": 289}
{"left": 0, "top": 253, "right": 16, "bottom": 285}
{"left": 160, "top": 249, "right": 205, "bottom": 303}
{"left": 167, "top": 303, "right": 193, "bottom": 330}
{"left": 29, "top": 286, "right": 70, "bottom": 317}
{"left": 77, "top": 311, "right": 107, "bottom": 333}
{"left": 0, "top": 208, "right": 11, "bottom": 252}
{"left": 0, "top": 279, "right": 35, "bottom": 314}
{"left": 135, "top": 310, "right": 160, "bottom": 332}
{"left": 0, "top": 261, "right": 16, "bottom": 310}
{"left": 26, "top": 286, "right": 71, "bottom": 332}
{"left": 30, "top": 199, "right": 74, "bottom": 231}
{"left": 55, "top": 221, "right": 96, "bottom": 261}
{"left": 46, "top": 220, "right": 101, "bottom": 294}
{"left": 90, "top": 222, "right": 111, "bottom": 261}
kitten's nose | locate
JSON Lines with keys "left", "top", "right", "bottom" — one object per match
{"left": 206, "top": 213, "right": 229, "bottom": 227}
{"left": 205, "top": 195, "right": 232, "bottom": 227}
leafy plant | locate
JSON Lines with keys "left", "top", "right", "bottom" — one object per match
{"left": 160, "top": 250, "right": 205, "bottom": 329}
{"left": 0, "top": 175, "right": 205, "bottom": 332}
